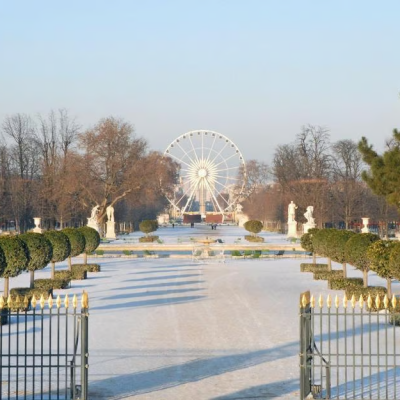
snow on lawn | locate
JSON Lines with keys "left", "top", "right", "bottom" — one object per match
{"left": 2, "top": 227, "right": 398, "bottom": 399}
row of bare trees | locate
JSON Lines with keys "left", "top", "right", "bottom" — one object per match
{"left": 241, "top": 125, "right": 399, "bottom": 232}
{"left": 0, "top": 111, "right": 178, "bottom": 232}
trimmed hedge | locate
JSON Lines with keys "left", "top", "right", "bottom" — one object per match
{"left": 300, "top": 228, "right": 319, "bottom": 253}
{"left": 328, "top": 277, "right": 364, "bottom": 290}
{"left": 300, "top": 263, "right": 329, "bottom": 273}
{"left": 0, "top": 236, "right": 29, "bottom": 278}
{"left": 139, "top": 236, "right": 159, "bottom": 243}
{"left": 313, "top": 270, "right": 344, "bottom": 281}
{"left": 62, "top": 228, "right": 85, "bottom": 257}
{"left": 80, "top": 263, "right": 101, "bottom": 272}
{"left": 244, "top": 220, "right": 263, "bottom": 235}
{"left": 9, "top": 287, "right": 53, "bottom": 311}
{"left": 344, "top": 286, "right": 387, "bottom": 309}
{"left": 244, "top": 235, "right": 264, "bottom": 242}
{"left": 34, "top": 278, "right": 70, "bottom": 290}
{"left": 71, "top": 265, "right": 87, "bottom": 280}
{"left": 78, "top": 226, "right": 101, "bottom": 254}
{"left": 139, "top": 220, "right": 158, "bottom": 236}
{"left": 43, "top": 231, "right": 71, "bottom": 263}
{"left": 19, "top": 233, "right": 52, "bottom": 272}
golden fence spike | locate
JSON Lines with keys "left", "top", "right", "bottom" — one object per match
{"left": 15, "top": 295, "right": 21, "bottom": 306}
{"left": 343, "top": 294, "right": 348, "bottom": 309}
{"left": 48, "top": 294, "right": 53, "bottom": 309}
{"left": 383, "top": 294, "right": 389, "bottom": 309}
{"left": 301, "top": 294, "right": 307, "bottom": 308}
{"left": 7, "top": 295, "right": 12, "bottom": 308}
{"left": 335, "top": 295, "right": 339, "bottom": 309}
{"left": 319, "top": 294, "right": 324, "bottom": 308}
{"left": 367, "top": 294, "right": 372, "bottom": 309}
{"left": 23, "top": 296, "right": 29, "bottom": 309}
{"left": 81, "top": 291, "right": 89, "bottom": 309}
{"left": 56, "top": 295, "right": 61, "bottom": 309}
{"left": 375, "top": 295, "right": 381, "bottom": 309}
{"left": 392, "top": 294, "right": 397, "bottom": 309}
{"left": 359, "top": 295, "right": 364, "bottom": 308}
{"left": 310, "top": 295, "right": 315, "bottom": 308}
{"left": 31, "top": 295, "right": 37, "bottom": 308}
{"left": 72, "top": 294, "right": 77, "bottom": 309}
{"left": 0, "top": 296, "right": 4, "bottom": 309}
{"left": 351, "top": 295, "right": 356, "bottom": 308}
{"left": 327, "top": 294, "right": 332, "bottom": 309}
{"left": 64, "top": 295, "right": 69, "bottom": 308}
{"left": 40, "top": 294, "right": 45, "bottom": 309}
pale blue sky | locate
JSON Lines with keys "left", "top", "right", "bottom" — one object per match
{"left": 1, "top": 1, "right": 399, "bottom": 162}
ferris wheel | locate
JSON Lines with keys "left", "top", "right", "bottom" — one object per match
{"left": 164, "top": 130, "right": 246, "bottom": 219}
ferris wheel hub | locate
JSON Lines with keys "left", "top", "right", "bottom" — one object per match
{"left": 198, "top": 168, "right": 207, "bottom": 178}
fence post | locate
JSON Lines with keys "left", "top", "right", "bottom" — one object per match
{"left": 81, "top": 293, "right": 89, "bottom": 400}
{"left": 299, "top": 291, "right": 312, "bottom": 399}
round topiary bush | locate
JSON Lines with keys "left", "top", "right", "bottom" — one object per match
{"left": 43, "top": 231, "right": 71, "bottom": 280}
{"left": 19, "top": 233, "right": 53, "bottom": 288}
{"left": 345, "top": 233, "right": 379, "bottom": 288}
{"left": 243, "top": 220, "right": 263, "bottom": 236}
{"left": 329, "top": 230, "right": 355, "bottom": 277}
{"left": 62, "top": 228, "right": 86, "bottom": 270}
{"left": 139, "top": 220, "right": 158, "bottom": 237}
{"left": 78, "top": 226, "right": 101, "bottom": 265}
{"left": 300, "top": 228, "right": 319, "bottom": 263}
{"left": 0, "top": 236, "right": 29, "bottom": 297}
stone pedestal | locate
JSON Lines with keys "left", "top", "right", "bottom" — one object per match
{"left": 32, "top": 217, "right": 44, "bottom": 233}
{"left": 287, "top": 221, "right": 297, "bottom": 238}
{"left": 361, "top": 218, "right": 370, "bottom": 234}
{"left": 87, "top": 218, "right": 100, "bottom": 233}
{"left": 106, "top": 221, "right": 116, "bottom": 239}
{"left": 303, "top": 222, "right": 316, "bottom": 234}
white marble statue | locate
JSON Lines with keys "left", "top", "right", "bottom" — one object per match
{"left": 236, "top": 203, "right": 243, "bottom": 213}
{"left": 106, "top": 205, "right": 114, "bottom": 222}
{"left": 361, "top": 217, "right": 370, "bottom": 234}
{"left": 303, "top": 205, "right": 316, "bottom": 234}
{"left": 287, "top": 201, "right": 298, "bottom": 237}
{"left": 288, "top": 201, "right": 298, "bottom": 223}
{"left": 87, "top": 205, "right": 100, "bottom": 233}
{"left": 304, "top": 206, "right": 315, "bottom": 225}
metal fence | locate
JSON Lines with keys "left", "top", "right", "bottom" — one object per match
{"left": 0, "top": 292, "right": 88, "bottom": 400}
{"left": 300, "top": 291, "right": 400, "bottom": 399}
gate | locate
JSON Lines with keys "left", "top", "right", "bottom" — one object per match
{"left": 0, "top": 292, "right": 89, "bottom": 400}
{"left": 299, "top": 291, "right": 400, "bottom": 399}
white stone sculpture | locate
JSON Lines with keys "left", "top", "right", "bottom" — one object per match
{"left": 87, "top": 205, "right": 100, "bottom": 233}
{"left": 105, "top": 205, "right": 116, "bottom": 239}
{"left": 303, "top": 206, "right": 316, "bottom": 234}
{"left": 287, "top": 201, "right": 298, "bottom": 237}
{"left": 106, "top": 205, "right": 114, "bottom": 222}
{"left": 361, "top": 217, "right": 370, "bottom": 234}
{"left": 236, "top": 203, "right": 243, "bottom": 213}
{"left": 32, "top": 217, "right": 44, "bottom": 233}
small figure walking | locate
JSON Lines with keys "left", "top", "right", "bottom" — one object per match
{"left": 172, "top": 223, "right": 175, "bottom": 228}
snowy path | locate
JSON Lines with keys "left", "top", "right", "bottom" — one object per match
{"left": 84, "top": 257, "right": 327, "bottom": 399}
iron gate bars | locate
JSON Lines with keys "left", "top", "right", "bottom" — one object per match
{"left": 0, "top": 292, "right": 88, "bottom": 400}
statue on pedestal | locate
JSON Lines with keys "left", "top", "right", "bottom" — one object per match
{"left": 361, "top": 217, "right": 370, "bottom": 234}
{"left": 303, "top": 206, "right": 316, "bottom": 234}
{"left": 287, "top": 201, "right": 298, "bottom": 237}
{"left": 106, "top": 204, "right": 116, "bottom": 239}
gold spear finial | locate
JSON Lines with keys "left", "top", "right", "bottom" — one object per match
{"left": 23, "top": 296, "right": 29, "bottom": 310}
{"left": 40, "top": 294, "right": 45, "bottom": 309}
{"left": 359, "top": 295, "right": 364, "bottom": 308}
{"left": 351, "top": 294, "right": 356, "bottom": 309}
{"left": 15, "top": 295, "right": 21, "bottom": 307}
{"left": 64, "top": 295, "right": 69, "bottom": 308}
{"left": 375, "top": 295, "right": 381, "bottom": 309}
{"left": 81, "top": 291, "right": 89, "bottom": 309}
{"left": 0, "top": 296, "right": 4, "bottom": 309}
{"left": 327, "top": 294, "right": 332, "bottom": 309}
{"left": 343, "top": 294, "right": 348, "bottom": 309}
{"left": 72, "top": 294, "right": 77, "bottom": 309}
{"left": 367, "top": 294, "right": 373, "bottom": 309}
{"left": 56, "top": 295, "right": 61, "bottom": 309}
{"left": 310, "top": 295, "right": 315, "bottom": 308}
{"left": 7, "top": 295, "right": 12, "bottom": 309}
{"left": 301, "top": 294, "right": 307, "bottom": 308}
{"left": 31, "top": 294, "right": 37, "bottom": 308}
{"left": 48, "top": 294, "right": 53, "bottom": 309}
{"left": 318, "top": 294, "right": 323, "bottom": 308}
{"left": 335, "top": 295, "right": 339, "bottom": 309}
{"left": 383, "top": 294, "right": 389, "bottom": 309}
{"left": 392, "top": 294, "right": 397, "bottom": 309}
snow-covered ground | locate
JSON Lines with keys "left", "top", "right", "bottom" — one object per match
{"left": 3, "top": 226, "right": 398, "bottom": 399}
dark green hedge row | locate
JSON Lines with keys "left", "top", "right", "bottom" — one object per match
{"left": 300, "top": 263, "right": 329, "bottom": 272}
